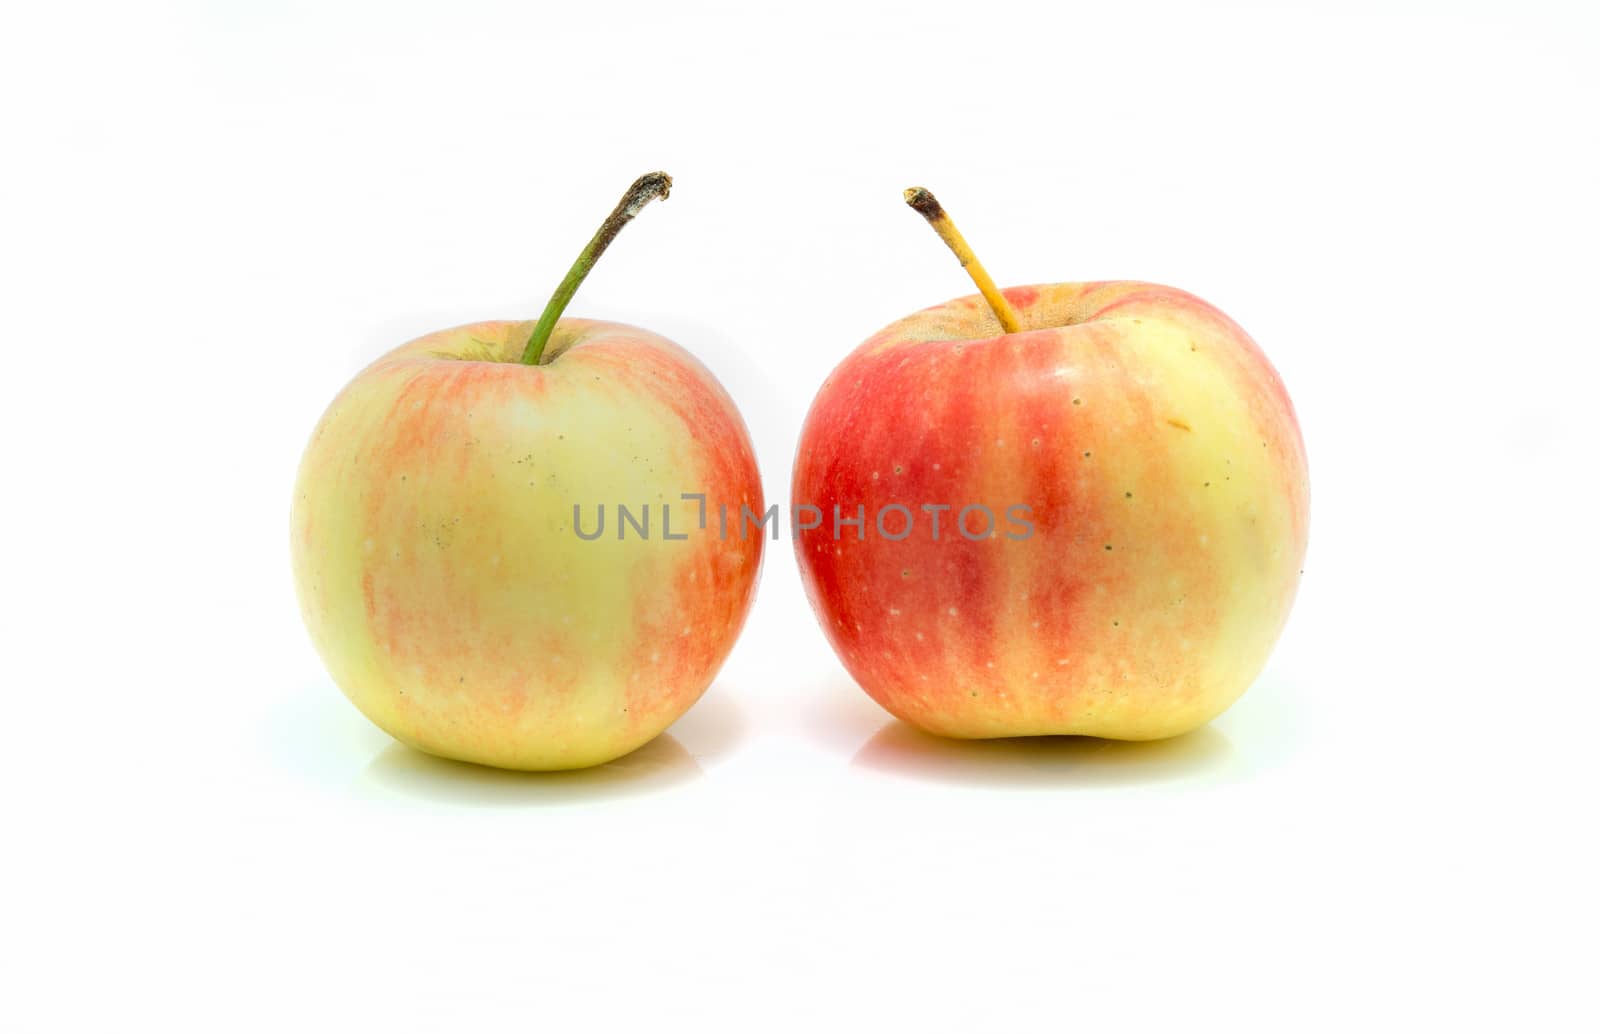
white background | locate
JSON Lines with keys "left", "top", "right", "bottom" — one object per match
{"left": 5, "top": 1, "right": 1598, "bottom": 1029}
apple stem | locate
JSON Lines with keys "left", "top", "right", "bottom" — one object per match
{"left": 520, "top": 172, "right": 673, "bottom": 365}
{"left": 903, "top": 187, "right": 1022, "bottom": 334}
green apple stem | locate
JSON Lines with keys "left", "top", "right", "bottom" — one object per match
{"left": 903, "top": 186, "right": 1022, "bottom": 334}
{"left": 520, "top": 171, "right": 673, "bottom": 365}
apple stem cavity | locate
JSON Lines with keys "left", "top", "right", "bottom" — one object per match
{"left": 520, "top": 171, "right": 673, "bottom": 365}
{"left": 903, "top": 186, "right": 1022, "bottom": 334}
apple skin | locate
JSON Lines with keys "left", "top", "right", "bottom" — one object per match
{"left": 292, "top": 319, "right": 763, "bottom": 770}
{"left": 792, "top": 281, "right": 1308, "bottom": 740}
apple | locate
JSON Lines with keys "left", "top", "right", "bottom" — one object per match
{"left": 291, "top": 174, "right": 763, "bottom": 770}
{"left": 791, "top": 188, "right": 1308, "bottom": 740}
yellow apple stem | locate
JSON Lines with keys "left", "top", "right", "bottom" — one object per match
{"left": 520, "top": 171, "right": 673, "bottom": 365}
{"left": 902, "top": 186, "right": 1021, "bottom": 334}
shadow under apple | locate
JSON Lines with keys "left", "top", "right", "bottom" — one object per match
{"left": 362, "top": 731, "right": 702, "bottom": 807}
{"left": 356, "top": 685, "right": 748, "bottom": 807}
{"left": 851, "top": 720, "right": 1237, "bottom": 790}
{"left": 657, "top": 684, "right": 746, "bottom": 765}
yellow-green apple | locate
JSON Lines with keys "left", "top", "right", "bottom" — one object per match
{"left": 292, "top": 174, "right": 763, "bottom": 770}
{"left": 791, "top": 188, "right": 1308, "bottom": 740}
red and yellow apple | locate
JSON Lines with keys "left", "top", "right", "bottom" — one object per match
{"left": 291, "top": 175, "right": 763, "bottom": 769}
{"left": 793, "top": 213, "right": 1308, "bottom": 739}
